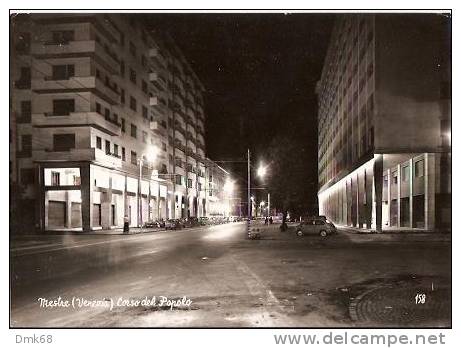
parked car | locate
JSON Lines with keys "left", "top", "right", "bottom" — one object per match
{"left": 199, "top": 217, "right": 209, "bottom": 225}
{"left": 295, "top": 218, "right": 336, "bottom": 237}
{"left": 185, "top": 217, "right": 200, "bottom": 228}
{"left": 165, "top": 219, "right": 182, "bottom": 230}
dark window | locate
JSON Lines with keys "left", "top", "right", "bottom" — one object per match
{"left": 120, "top": 89, "right": 125, "bottom": 104}
{"left": 53, "top": 99, "right": 75, "bottom": 116}
{"left": 105, "top": 140, "right": 111, "bottom": 155}
{"left": 20, "top": 168, "right": 34, "bottom": 185}
{"left": 52, "top": 64, "right": 74, "bottom": 80}
{"left": 122, "top": 147, "right": 126, "bottom": 161}
{"left": 52, "top": 30, "right": 74, "bottom": 44}
{"left": 96, "top": 102, "right": 101, "bottom": 114}
{"left": 113, "top": 144, "right": 119, "bottom": 156}
{"left": 142, "top": 79, "right": 148, "bottom": 94}
{"left": 96, "top": 136, "right": 102, "bottom": 149}
{"left": 104, "top": 108, "right": 110, "bottom": 120}
{"left": 21, "top": 134, "right": 32, "bottom": 155}
{"left": 16, "top": 32, "right": 31, "bottom": 54}
{"left": 176, "top": 175, "right": 182, "bottom": 185}
{"left": 130, "top": 124, "right": 137, "bottom": 138}
{"left": 20, "top": 100, "right": 32, "bottom": 121}
{"left": 130, "top": 96, "right": 137, "bottom": 111}
{"left": 142, "top": 106, "right": 148, "bottom": 119}
{"left": 121, "top": 118, "right": 126, "bottom": 132}
{"left": 129, "top": 42, "right": 136, "bottom": 57}
{"left": 188, "top": 179, "right": 193, "bottom": 188}
{"left": 120, "top": 60, "right": 125, "bottom": 76}
{"left": 16, "top": 67, "right": 31, "bottom": 89}
{"left": 131, "top": 151, "right": 137, "bottom": 165}
{"left": 130, "top": 68, "right": 137, "bottom": 84}
{"left": 51, "top": 171, "right": 60, "bottom": 186}
{"left": 53, "top": 133, "right": 75, "bottom": 151}
{"left": 162, "top": 142, "right": 167, "bottom": 151}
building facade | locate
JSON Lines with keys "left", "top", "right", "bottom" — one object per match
{"left": 10, "top": 13, "right": 225, "bottom": 232}
{"left": 316, "top": 14, "right": 451, "bottom": 231}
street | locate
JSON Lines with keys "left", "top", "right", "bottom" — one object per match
{"left": 10, "top": 223, "right": 451, "bottom": 328}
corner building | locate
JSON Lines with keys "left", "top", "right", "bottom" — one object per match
{"left": 316, "top": 14, "right": 451, "bottom": 231}
{"left": 11, "top": 14, "right": 215, "bottom": 232}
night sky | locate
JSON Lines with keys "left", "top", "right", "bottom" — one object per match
{"left": 145, "top": 13, "right": 334, "bottom": 205}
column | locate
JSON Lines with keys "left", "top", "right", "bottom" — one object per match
{"left": 123, "top": 174, "right": 128, "bottom": 222}
{"left": 65, "top": 190, "right": 72, "bottom": 228}
{"left": 409, "top": 157, "right": 414, "bottom": 228}
{"left": 387, "top": 168, "right": 391, "bottom": 226}
{"left": 101, "top": 176, "right": 112, "bottom": 229}
{"left": 80, "top": 163, "right": 93, "bottom": 232}
{"left": 373, "top": 154, "right": 383, "bottom": 232}
{"left": 397, "top": 163, "right": 401, "bottom": 228}
{"left": 36, "top": 164, "right": 46, "bottom": 231}
{"left": 356, "top": 172, "right": 359, "bottom": 228}
{"left": 425, "top": 153, "right": 436, "bottom": 230}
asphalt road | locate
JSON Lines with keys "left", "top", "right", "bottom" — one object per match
{"left": 10, "top": 222, "right": 451, "bottom": 327}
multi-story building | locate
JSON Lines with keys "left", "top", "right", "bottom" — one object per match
{"left": 316, "top": 14, "right": 451, "bottom": 232}
{"left": 10, "top": 13, "right": 216, "bottom": 232}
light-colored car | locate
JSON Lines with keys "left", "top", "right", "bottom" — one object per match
{"left": 295, "top": 219, "right": 336, "bottom": 237}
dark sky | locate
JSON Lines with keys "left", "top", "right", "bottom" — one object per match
{"left": 145, "top": 13, "right": 334, "bottom": 200}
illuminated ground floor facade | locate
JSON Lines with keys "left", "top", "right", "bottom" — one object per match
{"left": 318, "top": 153, "right": 451, "bottom": 231}
{"left": 33, "top": 161, "right": 228, "bottom": 232}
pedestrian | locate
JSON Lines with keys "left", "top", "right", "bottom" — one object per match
{"left": 123, "top": 215, "right": 129, "bottom": 234}
{"left": 265, "top": 216, "right": 268, "bottom": 225}
{"left": 269, "top": 216, "right": 273, "bottom": 224}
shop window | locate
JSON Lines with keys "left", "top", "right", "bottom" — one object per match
{"left": 415, "top": 159, "right": 424, "bottom": 178}
{"left": 51, "top": 171, "right": 60, "bottom": 186}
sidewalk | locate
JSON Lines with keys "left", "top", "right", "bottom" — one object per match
{"left": 337, "top": 225, "right": 451, "bottom": 242}
{"left": 337, "top": 225, "right": 451, "bottom": 235}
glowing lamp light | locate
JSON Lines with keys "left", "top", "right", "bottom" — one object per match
{"left": 257, "top": 165, "right": 267, "bottom": 178}
{"left": 223, "top": 178, "right": 234, "bottom": 194}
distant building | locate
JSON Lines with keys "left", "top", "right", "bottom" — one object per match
{"left": 10, "top": 13, "right": 227, "bottom": 232}
{"left": 316, "top": 14, "right": 451, "bottom": 231}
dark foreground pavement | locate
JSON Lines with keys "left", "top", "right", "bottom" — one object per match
{"left": 10, "top": 222, "right": 451, "bottom": 327}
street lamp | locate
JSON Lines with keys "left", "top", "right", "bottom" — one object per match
{"left": 257, "top": 164, "right": 267, "bottom": 178}
{"left": 138, "top": 145, "right": 160, "bottom": 227}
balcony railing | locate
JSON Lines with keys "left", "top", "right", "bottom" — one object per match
{"left": 149, "top": 48, "right": 167, "bottom": 68}
{"left": 31, "top": 40, "right": 120, "bottom": 74}
{"left": 14, "top": 79, "right": 31, "bottom": 89}
{"left": 32, "top": 76, "right": 119, "bottom": 104}
{"left": 33, "top": 112, "right": 122, "bottom": 136}
{"left": 149, "top": 72, "right": 167, "bottom": 91}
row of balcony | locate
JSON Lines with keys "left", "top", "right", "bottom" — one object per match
{"left": 32, "top": 111, "right": 122, "bottom": 136}
{"left": 31, "top": 40, "right": 120, "bottom": 74}
{"left": 32, "top": 76, "right": 120, "bottom": 105}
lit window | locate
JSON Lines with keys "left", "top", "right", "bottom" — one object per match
{"left": 51, "top": 171, "right": 60, "bottom": 186}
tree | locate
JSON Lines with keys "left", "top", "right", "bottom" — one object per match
{"left": 263, "top": 132, "right": 315, "bottom": 229}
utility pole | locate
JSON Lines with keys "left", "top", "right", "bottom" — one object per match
{"left": 247, "top": 149, "right": 251, "bottom": 237}
{"left": 268, "top": 192, "right": 270, "bottom": 218}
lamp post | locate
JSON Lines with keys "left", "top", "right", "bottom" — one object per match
{"left": 137, "top": 146, "right": 159, "bottom": 228}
